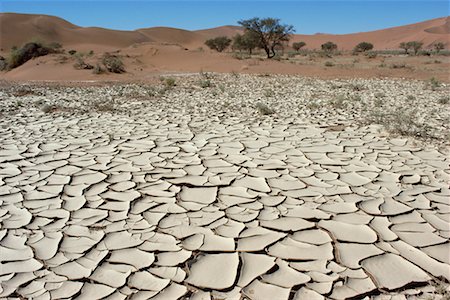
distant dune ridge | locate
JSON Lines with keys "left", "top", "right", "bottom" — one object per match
{"left": 0, "top": 13, "right": 448, "bottom": 51}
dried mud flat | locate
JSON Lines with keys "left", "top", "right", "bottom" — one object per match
{"left": 0, "top": 74, "right": 449, "bottom": 300}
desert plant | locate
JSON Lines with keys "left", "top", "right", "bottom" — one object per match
{"left": 68, "top": 49, "right": 77, "bottom": 55}
{"left": 73, "top": 54, "right": 93, "bottom": 70}
{"left": 205, "top": 36, "right": 232, "bottom": 52}
{"left": 292, "top": 41, "right": 306, "bottom": 51}
{"left": 324, "top": 61, "right": 334, "bottom": 67}
{"left": 0, "top": 56, "right": 7, "bottom": 71}
{"left": 354, "top": 42, "right": 373, "bottom": 53}
{"left": 427, "top": 77, "right": 441, "bottom": 91}
{"left": 102, "top": 53, "right": 125, "bottom": 73}
{"left": 321, "top": 41, "right": 338, "bottom": 53}
{"left": 7, "top": 42, "right": 58, "bottom": 69}
{"left": 256, "top": 102, "right": 274, "bottom": 115}
{"left": 232, "top": 31, "right": 260, "bottom": 55}
{"left": 438, "top": 96, "right": 449, "bottom": 104}
{"left": 433, "top": 42, "right": 445, "bottom": 54}
{"left": 407, "top": 41, "right": 423, "bottom": 55}
{"left": 92, "top": 63, "right": 105, "bottom": 74}
{"left": 399, "top": 42, "right": 409, "bottom": 54}
{"left": 164, "top": 77, "right": 176, "bottom": 87}
{"left": 238, "top": 17, "right": 295, "bottom": 58}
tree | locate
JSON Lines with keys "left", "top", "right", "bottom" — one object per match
{"left": 238, "top": 17, "right": 295, "bottom": 59}
{"left": 354, "top": 42, "right": 374, "bottom": 53}
{"left": 399, "top": 42, "right": 409, "bottom": 54}
{"left": 321, "top": 41, "right": 338, "bottom": 53}
{"left": 205, "top": 36, "right": 232, "bottom": 52}
{"left": 292, "top": 41, "right": 306, "bottom": 51}
{"left": 406, "top": 41, "right": 423, "bottom": 55}
{"left": 232, "top": 31, "right": 260, "bottom": 55}
{"left": 434, "top": 42, "right": 445, "bottom": 54}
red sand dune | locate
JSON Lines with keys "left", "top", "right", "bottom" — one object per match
{"left": 0, "top": 13, "right": 449, "bottom": 82}
{"left": 1, "top": 13, "right": 448, "bottom": 52}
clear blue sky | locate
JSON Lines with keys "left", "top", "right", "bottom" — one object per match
{"left": 1, "top": 1, "right": 448, "bottom": 34}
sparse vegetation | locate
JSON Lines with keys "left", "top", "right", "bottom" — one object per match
{"left": 256, "top": 102, "right": 274, "bottom": 115}
{"left": 73, "top": 54, "right": 93, "bottom": 70}
{"left": 163, "top": 77, "right": 176, "bottom": 88}
{"left": 205, "top": 36, "right": 232, "bottom": 52}
{"left": 353, "top": 42, "right": 374, "bottom": 53}
{"left": 427, "top": 77, "right": 441, "bottom": 91}
{"left": 292, "top": 41, "right": 306, "bottom": 52}
{"left": 6, "top": 41, "right": 62, "bottom": 70}
{"left": 102, "top": 53, "right": 125, "bottom": 73}
{"left": 68, "top": 49, "right": 77, "bottom": 55}
{"left": 433, "top": 42, "right": 444, "bottom": 54}
{"left": 92, "top": 63, "right": 105, "bottom": 74}
{"left": 238, "top": 17, "right": 295, "bottom": 58}
{"left": 324, "top": 61, "right": 334, "bottom": 67}
{"left": 321, "top": 41, "right": 338, "bottom": 53}
{"left": 407, "top": 41, "right": 423, "bottom": 55}
{"left": 438, "top": 96, "right": 449, "bottom": 104}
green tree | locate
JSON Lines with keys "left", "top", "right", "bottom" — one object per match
{"left": 238, "top": 17, "right": 295, "bottom": 59}
{"left": 354, "top": 42, "right": 374, "bottom": 53}
{"left": 205, "top": 36, "right": 232, "bottom": 52}
{"left": 433, "top": 42, "right": 445, "bottom": 54}
{"left": 321, "top": 41, "right": 338, "bottom": 53}
{"left": 406, "top": 41, "right": 423, "bottom": 55}
{"left": 292, "top": 41, "right": 306, "bottom": 51}
{"left": 399, "top": 42, "right": 409, "bottom": 54}
{"left": 232, "top": 31, "right": 260, "bottom": 55}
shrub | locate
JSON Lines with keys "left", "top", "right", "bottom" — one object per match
{"left": 68, "top": 49, "right": 77, "bottom": 55}
{"left": 366, "top": 52, "right": 377, "bottom": 59}
{"left": 354, "top": 42, "right": 373, "bottom": 53}
{"left": 102, "top": 53, "right": 125, "bottom": 73}
{"left": 73, "top": 55, "right": 93, "bottom": 70}
{"left": 0, "top": 56, "right": 7, "bottom": 71}
{"left": 92, "top": 63, "right": 105, "bottom": 74}
{"left": 164, "top": 77, "right": 176, "bottom": 87}
{"left": 399, "top": 42, "right": 409, "bottom": 54}
{"left": 433, "top": 42, "right": 444, "bottom": 54}
{"left": 324, "top": 61, "right": 334, "bottom": 67}
{"left": 7, "top": 42, "right": 57, "bottom": 69}
{"left": 438, "top": 96, "right": 449, "bottom": 104}
{"left": 321, "top": 41, "right": 338, "bottom": 53}
{"left": 427, "top": 77, "right": 441, "bottom": 91}
{"left": 292, "top": 42, "right": 306, "bottom": 51}
{"left": 256, "top": 102, "right": 274, "bottom": 115}
{"left": 205, "top": 36, "right": 232, "bottom": 52}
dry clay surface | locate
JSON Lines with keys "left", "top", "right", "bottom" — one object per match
{"left": 0, "top": 74, "right": 449, "bottom": 299}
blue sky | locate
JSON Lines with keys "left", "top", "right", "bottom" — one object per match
{"left": 1, "top": 1, "right": 448, "bottom": 34}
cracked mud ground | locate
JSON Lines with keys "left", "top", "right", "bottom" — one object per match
{"left": 0, "top": 74, "right": 449, "bottom": 299}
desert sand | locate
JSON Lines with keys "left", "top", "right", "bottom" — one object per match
{"left": 0, "top": 13, "right": 449, "bottom": 82}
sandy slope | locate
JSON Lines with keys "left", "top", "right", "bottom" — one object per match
{"left": 0, "top": 13, "right": 449, "bottom": 82}
{"left": 1, "top": 13, "right": 448, "bottom": 52}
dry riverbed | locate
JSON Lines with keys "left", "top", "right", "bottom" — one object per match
{"left": 0, "top": 74, "right": 449, "bottom": 299}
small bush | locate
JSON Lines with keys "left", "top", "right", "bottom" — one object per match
{"left": 199, "top": 79, "right": 212, "bottom": 88}
{"left": 68, "top": 50, "right": 77, "bottom": 55}
{"left": 205, "top": 36, "right": 232, "bottom": 52}
{"left": 0, "top": 56, "right": 7, "bottom": 71}
{"left": 321, "top": 41, "right": 338, "bottom": 53}
{"left": 92, "top": 63, "right": 105, "bottom": 74}
{"left": 256, "top": 102, "right": 274, "bottom": 115}
{"left": 102, "top": 53, "right": 125, "bottom": 73}
{"left": 7, "top": 42, "right": 58, "bottom": 69}
{"left": 292, "top": 42, "right": 306, "bottom": 51}
{"left": 164, "top": 77, "right": 176, "bottom": 87}
{"left": 366, "top": 52, "right": 377, "bottom": 59}
{"left": 438, "top": 96, "right": 449, "bottom": 104}
{"left": 427, "top": 77, "right": 441, "bottom": 91}
{"left": 324, "top": 61, "right": 334, "bottom": 67}
{"left": 73, "top": 55, "right": 93, "bottom": 70}
{"left": 354, "top": 42, "right": 374, "bottom": 53}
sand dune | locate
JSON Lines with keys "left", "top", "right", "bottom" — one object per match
{"left": 1, "top": 13, "right": 448, "bottom": 52}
